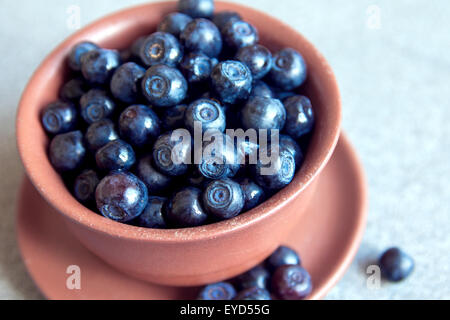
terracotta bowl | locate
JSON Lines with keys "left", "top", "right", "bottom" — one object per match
{"left": 16, "top": 1, "right": 341, "bottom": 287}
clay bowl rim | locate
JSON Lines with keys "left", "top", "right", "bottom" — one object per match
{"left": 16, "top": 1, "right": 342, "bottom": 244}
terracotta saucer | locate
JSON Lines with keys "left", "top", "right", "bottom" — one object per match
{"left": 16, "top": 133, "right": 367, "bottom": 300}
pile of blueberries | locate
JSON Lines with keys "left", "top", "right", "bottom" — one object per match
{"left": 198, "top": 246, "right": 312, "bottom": 300}
{"left": 41, "top": 0, "right": 315, "bottom": 228}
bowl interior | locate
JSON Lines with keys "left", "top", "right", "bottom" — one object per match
{"left": 16, "top": 1, "right": 341, "bottom": 242}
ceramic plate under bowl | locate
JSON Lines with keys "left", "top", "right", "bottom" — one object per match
{"left": 16, "top": 133, "right": 367, "bottom": 300}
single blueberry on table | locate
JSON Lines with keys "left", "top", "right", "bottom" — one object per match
{"left": 265, "top": 246, "right": 302, "bottom": 273}
{"left": 268, "top": 48, "right": 307, "bottom": 91}
{"left": 212, "top": 11, "right": 242, "bottom": 31}
{"left": 59, "top": 78, "right": 88, "bottom": 102}
{"left": 202, "top": 179, "right": 245, "bottom": 220}
{"left": 80, "top": 48, "right": 121, "bottom": 85}
{"left": 136, "top": 155, "right": 172, "bottom": 195}
{"left": 234, "top": 265, "right": 270, "bottom": 291}
{"left": 222, "top": 20, "right": 259, "bottom": 51}
{"left": 185, "top": 99, "right": 226, "bottom": 133}
{"left": 236, "top": 44, "right": 272, "bottom": 80}
{"left": 165, "top": 187, "right": 208, "bottom": 228}
{"left": 180, "top": 52, "right": 213, "bottom": 84}
{"left": 197, "top": 133, "right": 242, "bottom": 180}
{"left": 240, "top": 96, "right": 286, "bottom": 131}
{"left": 250, "top": 80, "right": 274, "bottom": 98}
{"left": 119, "top": 105, "right": 161, "bottom": 148}
{"left": 161, "top": 104, "right": 188, "bottom": 131}
{"left": 110, "top": 62, "right": 146, "bottom": 104}
{"left": 153, "top": 131, "right": 192, "bottom": 177}
{"left": 239, "top": 178, "right": 265, "bottom": 211}
{"left": 210, "top": 60, "right": 253, "bottom": 104}
{"left": 280, "top": 135, "right": 304, "bottom": 169}
{"left": 141, "top": 64, "right": 188, "bottom": 108}
{"left": 158, "top": 12, "right": 193, "bottom": 38}
{"left": 85, "top": 119, "right": 119, "bottom": 152}
{"left": 180, "top": 19, "right": 223, "bottom": 58}
{"left": 49, "top": 131, "right": 86, "bottom": 173}
{"left": 283, "top": 95, "right": 315, "bottom": 139}
{"left": 95, "top": 140, "right": 136, "bottom": 172}
{"left": 80, "top": 89, "right": 116, "bottom": 125}
{"left": 198, "top": 282, "right": 236, "bottom": 300}
{"left": 139, "top": 32, "right": 183, "bottom": 68}
{"left": 73, "top": 170, "right": 100, "bottom": 205}
{"left": 251, "top": 146, "right": 296, "bottom": 190}
{"left": 96, "top": 172, "right": 148, "bottom": 222}
{"left": 234, "top": 287, "right": 272, "bottom": 300}
{"left": 41, "top": 101, "right": 78, "bottom": 135}
{"left": 68, "top": 41, "right": 99, "bottom": 72}
{"left": 178, "top": 0, "right": 214, "bottom": 19}
{"left": 271, "top": 265, "right": 312, "bottom": 300}
{"left": 379, "top": 247, "right": 415, "bottom": 282}
{"left": 136, "top": 196, "right": 167, "bottom": 229}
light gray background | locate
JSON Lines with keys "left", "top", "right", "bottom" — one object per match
{"left": 0, "top": 0, "right": 449, "bottom": 299}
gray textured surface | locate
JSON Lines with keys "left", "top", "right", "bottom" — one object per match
{"left": 0, "top": 0, "right": 449, "bottom": 300}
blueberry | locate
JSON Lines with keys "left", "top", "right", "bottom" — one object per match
{"left": 280, "top": 135, "right": 304, "bottom": 169}
{"left": 250, "top": 80, "right": 274, "bottom": 98}
{"left": 178, "top": 0, "right": 214, "bottom": 18}
{"left": 119, "top": 105, "right": 161, "bottom": 148}
{"left": 236, "top": 44, "right": 272, "bottom": 80}
{"left": 239, "top": 178, "right": 265, "bottom": 211}
{"left": 165, "top": 187, "right": 208, "bottom": 227}
{"left": 136, "top": 196, "right": 167, "bottom": 229}
{"left": 157, "top": 12, "right": 192, "bottom": 38}
{"left": 68, "top": 41, "right": 99, "bottom": 72}
{"left": 237, "top": 138, "right": 259, "bottom": 165}
{"left": 41, "top": 101, "right": 77, "bottom": 135}
{"left": 153, "top": 131, "right": 192, "bottom": 176}
{"left": 187, "top": 168, "right": 211, "bottom": 188}
{"left": 80, "top": 89, "right": 116, "bottom": 125}
{"left": 198, "top": 282, "right": 236, "bottom": 300}
{"left": 271, "top": 265, "right": 312, "bottom": 300}
{"left": 80, "top": 48, "right": 121, "bottom": 85}
{"left": 59, "top": 78, "right": 88, "bottom": 102}
{"left": 251, "top": 145, "right": 296, "bottom": 190}
{"left": 180, "top": 19, "right": 222, "bottom": 58}
{"left": 139, "top": 32, "right": 183, "bottom": 68}
{"left": 136, "top": 155, "right": 172, "bottom": 195}
{"left": 234, "top": 287, "right": 271, "bottom": 300}
{"left": 272, "top": 87, "right": 297, "bottom": 101}
{"left": 241, "top": 96, "right": 286, "bottom": 131}
{"left": 234, "top": 265, "right": 270, "bottom": 290}
{"left": 180, "top": 52, "right": 213, "bottom": 84}
{"left": 96, "top": 172, "right": 148, "bottom": 222}
{"left": 110, "top": 62, "right": 146, "bottom": 103}
{"left": 85, "top": 119, "right": 119, "bottom": 152}
{"left": 212, "top": 11, "right": 242, "bottom": 31}
{"left": 185, "top": 99, "right": 226, "bottom": 133}
{"left": 95, "top": 140, "right": 136, "bottom": 172}
{"left": 211, "top": 60, "right": 252, "bottom": 104}
{"left": 265, "top": 246, "right": 301, "bottom": 273}
{"left": 268, "top": 48, "right": 307, "bottom": 91}
{"left": 222, "top": 20, "right": 259, "bottom": 51}
{"left": 49, "top": 131, "right": 86, "bottom": 173}
{"left": 161, "top": 104, "right": 188, "bottom": 130}
{"left": 130, "top": 36, "right": 146, "bottom": 61}
{"left": 198, "top": 133, "right": 241, "bottom": 180}
{"left": 283, "top": 95, "right": 315, "bottom": 139}
{"left": 141, "top": 64, "right": 188, "bottom": 108}
{"left": 379, "top": 247, "right": 415, "bottom": 282}
{"left": 73, "top": 170, "right": 100, "bottom": 204}
{"left": 202, "top": 179, "right": 244, "bottom": 220}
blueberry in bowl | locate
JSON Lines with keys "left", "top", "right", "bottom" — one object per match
{"left": 17, "top": 0, "right": 342, "bottom": 286}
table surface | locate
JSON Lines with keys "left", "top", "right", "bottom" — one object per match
{"left": 1, "top": 0, "right": 449, "bottom": 300}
